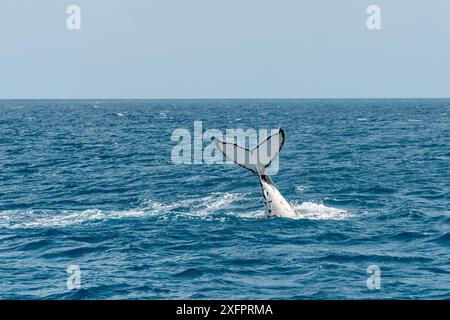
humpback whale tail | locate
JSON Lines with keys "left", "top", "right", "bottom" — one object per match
{"left": 215, "top": 128, "right": 285, "bottom": 175}
{"left": 215, "top": 128, "right": 296, "bottom": 218}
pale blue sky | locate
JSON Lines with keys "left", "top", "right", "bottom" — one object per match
{"left": 1, "top": 0, "right": 450, "bottom": 98}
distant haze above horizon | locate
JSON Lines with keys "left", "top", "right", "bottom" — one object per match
{"left": 1, "top": 0, "right": 450, "bottom": 99}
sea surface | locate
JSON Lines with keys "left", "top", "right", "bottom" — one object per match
{"left": 0, "top": 99, "right": 449, "bottom": 299}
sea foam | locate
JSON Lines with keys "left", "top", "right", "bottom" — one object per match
{"left": 0, "top": 193, "right": 348, "bottom": 229}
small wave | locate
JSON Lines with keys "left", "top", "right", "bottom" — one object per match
{"left": 173, "top": 268, "right": 204, "bottom": 278}
{"left": 357, "top": 118, "right": 369, "bottom": 121}
{"left": 428, "top": 231, "right": 450, "bottom": 245}
{"left": 115, "top": 112, "right": 125, "bottom": 117}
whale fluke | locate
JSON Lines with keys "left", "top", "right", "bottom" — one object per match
{"left": 215, "top": 128, "right": 296, "bottom": 218}
{"left": 215, "top": 128, "right": 285, "bottom": 175}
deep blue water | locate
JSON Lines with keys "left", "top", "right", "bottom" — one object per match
{"left": 0, "top": 99, "right": 449, "bottom": 299}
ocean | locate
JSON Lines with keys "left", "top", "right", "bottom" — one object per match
{"left": 0, "top": 99, "right": 449, "bottom": 299}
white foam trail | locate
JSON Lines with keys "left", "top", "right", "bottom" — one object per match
{"left": 0, "top": 208, "right": 152, "bottom": 229}
{"left": 0, "top": 194, "right": 349, "bottom": 229}
{"left": 145, "top": 192, "right": 246, "bottom": 218}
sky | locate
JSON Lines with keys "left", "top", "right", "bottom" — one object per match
{"left": 1, "top": 0, "right": 450, "bottom": 99}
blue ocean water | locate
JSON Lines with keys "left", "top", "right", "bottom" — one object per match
{"left": 0, "top": 99, "right": 449, "bottom": 299}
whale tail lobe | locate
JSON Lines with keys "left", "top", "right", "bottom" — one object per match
{"left": 215, "top": 128, "right": 285, "bottom": 175}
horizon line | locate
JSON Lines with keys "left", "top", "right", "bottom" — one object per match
{"left": 1, "top": 97, "right": 450, "bottom": 101}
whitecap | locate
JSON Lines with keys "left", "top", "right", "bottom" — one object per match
{"left": 295, "top": 185, "right": 309, "bottom": 193}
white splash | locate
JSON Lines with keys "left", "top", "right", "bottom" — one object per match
{"left": 0, "top": 193, "right": 349, "bottom": 229}
{"left": 291, "top": 201, "right": 349, "bottom": 220}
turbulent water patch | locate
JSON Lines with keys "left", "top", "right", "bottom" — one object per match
{"left": 0, "top": 193, "right": 349, "bottom": 229}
